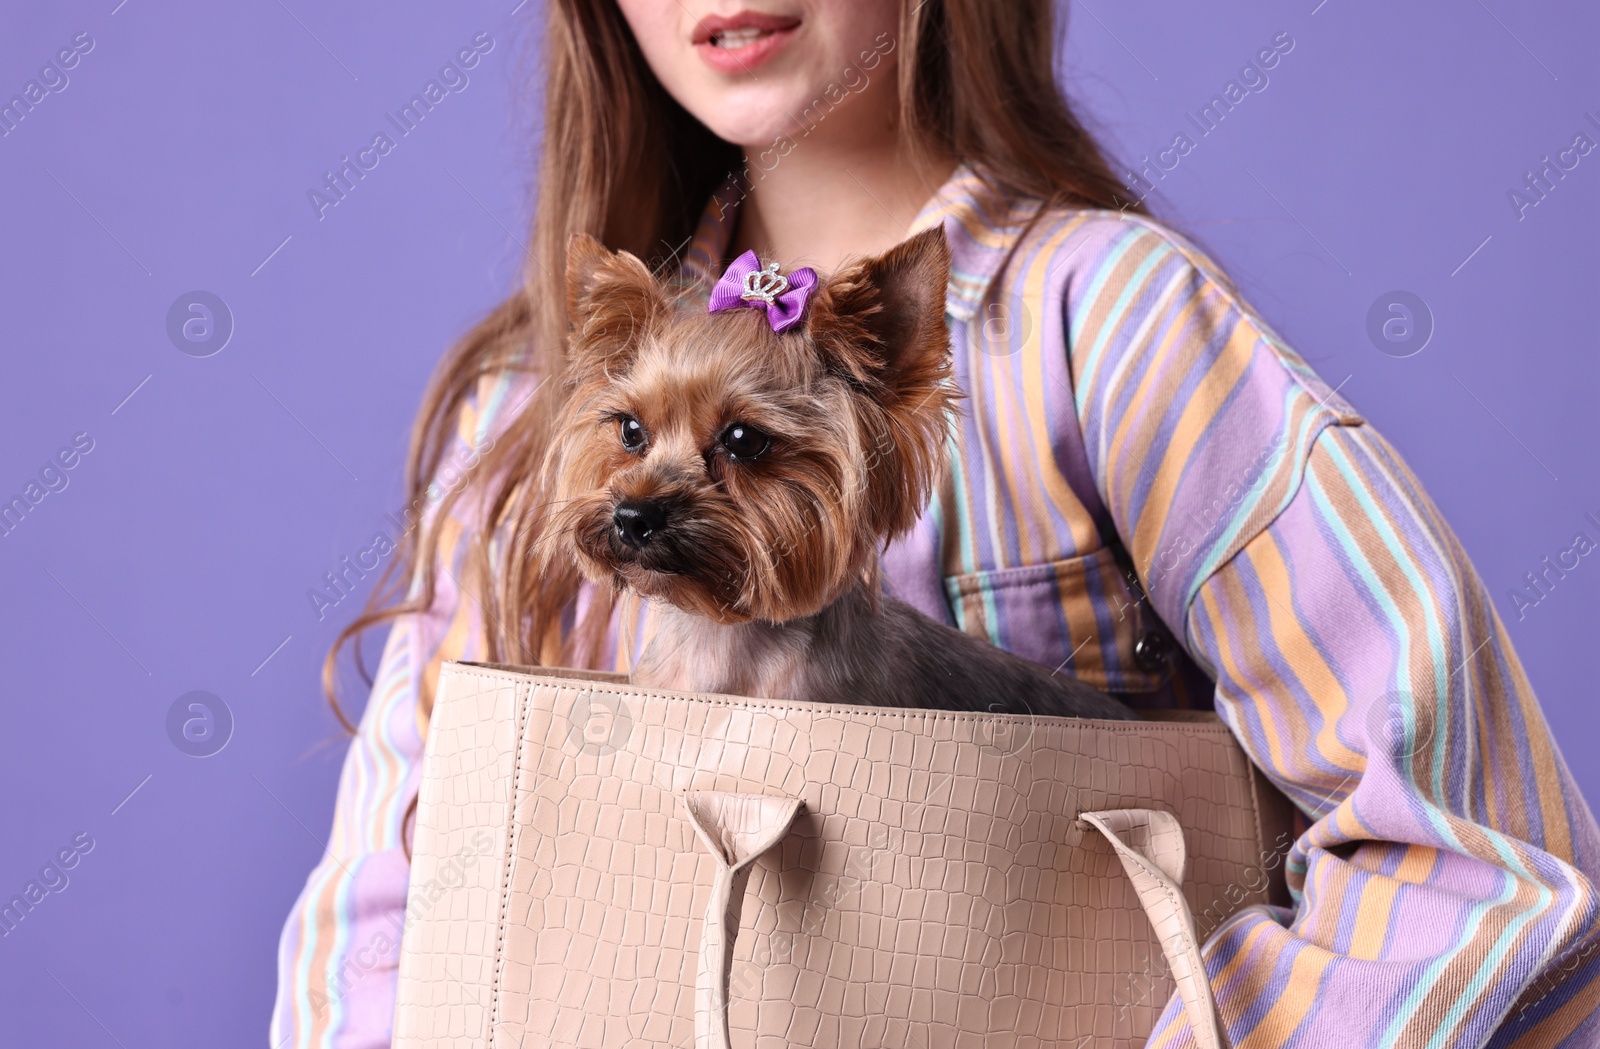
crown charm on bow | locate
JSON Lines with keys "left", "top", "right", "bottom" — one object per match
{"left": 741, "top": 261, "right": 789, "bottom": 305}
{"left": 708, "top": 251, "right": 818, "bottom": 333}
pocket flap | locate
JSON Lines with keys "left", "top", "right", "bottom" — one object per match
{"left": 943, "top": 548, "right": 1172, "bottom": 694}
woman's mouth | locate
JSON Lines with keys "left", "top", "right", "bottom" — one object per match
{"left": 692, "top": 12, "right": 801, "bottom": 74}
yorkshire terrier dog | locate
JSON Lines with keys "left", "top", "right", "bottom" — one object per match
{"left": 542, "top": 226, "right": 1134, "bottom": 721}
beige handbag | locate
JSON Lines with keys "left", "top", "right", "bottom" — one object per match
{"left": 392, "top": 661, "right": 1293, "bottom": 1048}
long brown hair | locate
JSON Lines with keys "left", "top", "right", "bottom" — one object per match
{"left": 324, "top": 0, "right": 1141, "bottom": 732}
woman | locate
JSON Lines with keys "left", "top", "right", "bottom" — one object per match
{"left": 272, "top": 1, "right": 1600, "bottom": 1046}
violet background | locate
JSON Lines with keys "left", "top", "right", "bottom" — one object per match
{"left": 0, "top": 1, "right": 1595, "bottom": 1045}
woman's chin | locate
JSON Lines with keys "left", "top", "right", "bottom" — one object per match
{"left": 672, "top": 78, "right": 831, "bottom": 150}
{"left": 694, "top": 108, "right": 810, "bottom": 152}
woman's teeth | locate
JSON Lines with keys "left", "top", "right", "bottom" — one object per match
{"left": 712, "top": 27, "right": 769, "bottom": 49}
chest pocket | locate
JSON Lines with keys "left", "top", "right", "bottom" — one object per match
{"left": 942, "top": 546, "right": 1177, "bottom": 695}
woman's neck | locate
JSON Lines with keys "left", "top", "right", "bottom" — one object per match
{"left": 727, "top": 134, "right": 956, "bottom": 273}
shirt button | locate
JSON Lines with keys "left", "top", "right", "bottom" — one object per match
{"left": 1134, "top": 631, "right": 1169, "bottom": 674}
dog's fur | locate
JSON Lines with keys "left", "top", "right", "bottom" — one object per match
{"left": 542, "top": 227, "right": 1134, "bottom": 721}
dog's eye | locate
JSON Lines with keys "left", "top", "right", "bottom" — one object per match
{"left": 618, "top": 415, "right": 646, "bottom": 451}
{"left": 719, "top": 423, "right": 770, "bottom": 461}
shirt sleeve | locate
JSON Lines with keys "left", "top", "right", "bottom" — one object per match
{"left": 270, "top": 375, "right": 512, "bottom": 1049}
{"left": 1066, "top": 221, "right": 1600, "bottom": 1046}
{"left": 268, "top": 617, "right": 426, "bottom": 1049}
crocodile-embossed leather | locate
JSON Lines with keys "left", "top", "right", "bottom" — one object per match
{"left": 394, "top": 662, "right": 1291, "bottom": 1048}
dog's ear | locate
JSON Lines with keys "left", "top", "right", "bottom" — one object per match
{"left": 808, "top": 226, "right": 957, "bottom": 540}
{"left": 807, "top": 226, "right": 953, "bottom": 409}
{"left": 565, "top": 232, "right": 668, "bottom": 376}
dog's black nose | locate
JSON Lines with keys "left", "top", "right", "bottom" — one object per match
{"left": 613, "top": 500, "right": 668, "bottom": 549}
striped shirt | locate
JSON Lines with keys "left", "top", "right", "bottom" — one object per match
{"left": 271, "top": 164, "right": 1600, "bottom": 1047}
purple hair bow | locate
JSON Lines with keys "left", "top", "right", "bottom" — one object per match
{"left": 707, "top": 250, "right": 818, "bottom": 334}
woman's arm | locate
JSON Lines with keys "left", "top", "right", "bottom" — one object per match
{"left": 270, "top": 375, "right": 514, "bottom": 1049}
{"left": 1156, "top": 423, "right": 1599, "bottom": 1047}
{"left": 1065, "top": 220, "right": 1600, "bottom": 1046}
{"left": 269, "top": 616, "right": 426, "bottom": 1049}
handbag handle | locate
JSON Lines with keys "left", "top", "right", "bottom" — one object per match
{"left": 1080, "top": 809, "right": 1228, "bottom": 1049}
{"left": 681, "top": 791, "right": 806, "bottom": 1049}
{"left": 682, "top": 794, "right": 1225, "bottom": 1049}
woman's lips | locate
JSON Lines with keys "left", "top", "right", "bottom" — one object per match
{"left": 692, "top": 12, "right": 801, "bottom": 75}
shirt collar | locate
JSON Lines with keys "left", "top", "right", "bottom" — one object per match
{"left": 679, "top": 162, "right": 1042, "bottom": 323}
